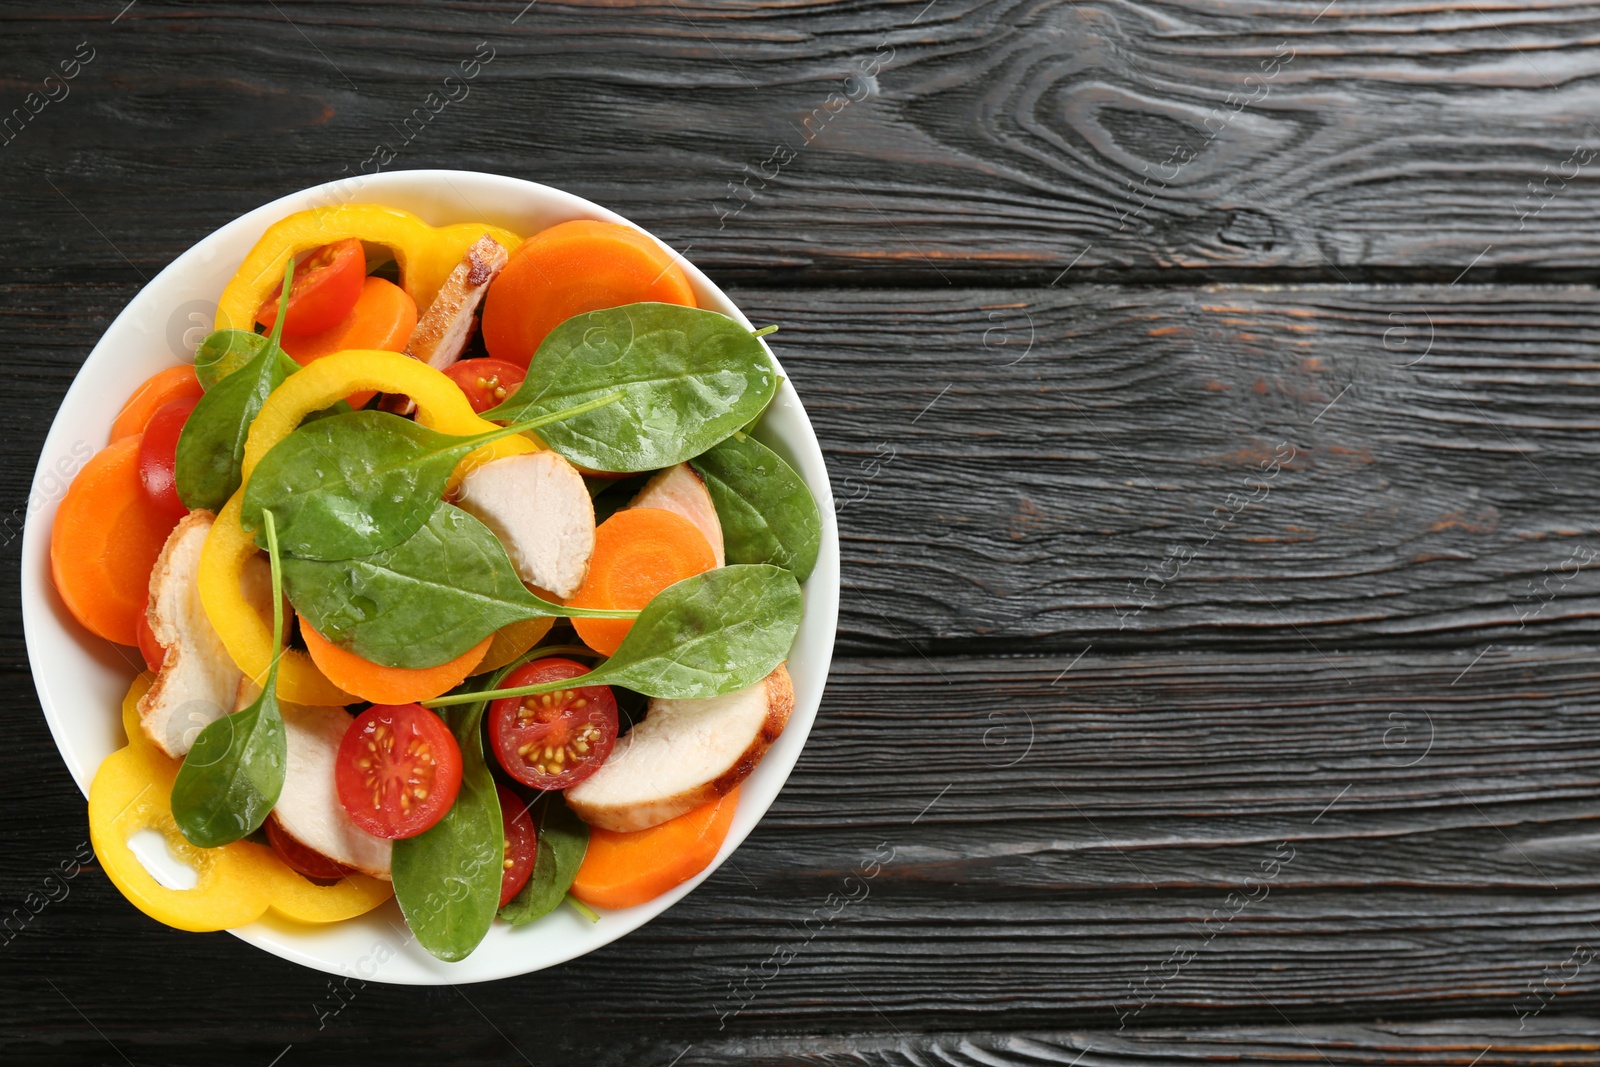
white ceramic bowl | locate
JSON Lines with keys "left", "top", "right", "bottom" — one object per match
{"left": 21, "top": 171, "right": 839, "bottom": 984}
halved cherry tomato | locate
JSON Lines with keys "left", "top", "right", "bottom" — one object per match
{"left": 265, "top": 814, "right": 354, "bottom": 882}
{"left": 497, "top": 785, "right": 539, "bottom": 906}
{"left": 256, "top": 238, "right": 365, "bottom": 336}
{"left": 137, "top": 396, "right": 198, "bottom": 520}
{"left": 489, "top": 657, "right": 618, "bottom": 790}
{"left": 136, "top": 593, "right": 165, "bottom": 673}
{"left": 445, "top": 358, "right": 526, "bottom": 415}
{"left": 335, "top": 703, "right": 463, "bottom": 839}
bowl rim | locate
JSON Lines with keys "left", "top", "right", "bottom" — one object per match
{"left": 20, "top": 169, "right": 839, "bottom": 984}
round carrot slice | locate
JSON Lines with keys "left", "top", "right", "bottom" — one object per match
{"left": 110, "top": 365, "right": 203, "bottom": 441}
{"left": 569, "top": 788, "right": 739, "bottom": 910}
{"left": 480, "top": 220, "right": 697, "bottom": 368}
{"left": 280, "top": 277, "right": 418, "bottom": 365}
{"left": 280, "top": 277, "right": 419, "bottom": 408}
{"left": 50, "top": 435, "right": 180, "bottom": 646}
{"left": 300, "top": 617, "right": 491, "bottom": 704}
{"left": 568, "top": 508, "right": 717, "bottom": 656}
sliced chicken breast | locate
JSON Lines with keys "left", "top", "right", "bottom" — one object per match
{"left": 406, "top": 234, "right": 508, "bottom": 371}
{"left": 384, "top": 234, "right": 509, "bottom": 415}
{"left": 629, "top": 462, "right": 724, "bottom": 566}
{"left": 566, "top": 664, "right": 793, "bottom": 832}
{"left": 137, "top": 510, "right": 244, "bottom": 758}
{"left": 455, "top": 450, "right": 595, "bottom": 599}
{"left": 271, "top": 700, "right": 392, "bottom": 880}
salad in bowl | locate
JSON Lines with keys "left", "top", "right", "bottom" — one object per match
{"left": 23, "top": 172, "right": 837, "bottom": 982}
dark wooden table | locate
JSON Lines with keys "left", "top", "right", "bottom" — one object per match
{"left": 8, "top": 2, "right": 1600, "bottom": 1063}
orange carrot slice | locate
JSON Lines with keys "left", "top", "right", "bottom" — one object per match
{"left": 110, "top": 366, "right": 203, "bottom": 441}
{"left": 300, "top": 617, "right": 490, "bottom": 704}
{"left": 568, "top": 508, "right": 717, "bottom": 656}
{"left": 570, "top": 788, "right": 739, "bottom": 910}
{"left": 280, "top": 277, "right": 419, "bottom": 408}
{"left": 50, "top": 435, "right": 179, "bottom": 645}
{"left": 480, "top": 220, "right": 697, "bottom": 368}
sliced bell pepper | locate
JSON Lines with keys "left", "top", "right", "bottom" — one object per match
{"left": 90, "top": 676, "right": 278, "bottom": 931}
{"left": 96, "top": 676, "right": 392, "bottom": 928}
{"left": 262, "top": 860, "right": 393, "bottom": 924}
{"left": 240, "top": 348, "right": 539, "bottom": 485}
{"left": 216, "top": 205, "right": 521, "bottom": 333}
{"left": 90, "top": 743, "right": 281, "bottom": 931}
{"left": 120, "top": 671, "right": 164, "bottom": 759}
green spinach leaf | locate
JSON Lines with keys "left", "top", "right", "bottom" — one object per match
{"left": 176, "top": 262, "right": 296, "bottom": 512}
{"left": 428, "top": 564, "right": 802, "bottom": 706}
{"left": 391, "top": 679, "right": 503, "bottom": 962}
{"left": 193, "top": 329, "right": 301, "bottom": 391}
{"left": 691, "top": 431, "right": 821, "bottom": 582}
{"left": 498, "top": 793, "right": 589, "bottom": 926}
{"left": 484, "top": 303, "right": 778, "bottom": 473}
{"left": 241, "top": 391, "right": 621, "bottom": 561}
{"left": 170, "top": 510, "right": 288, "bottom": 847}
{"left": 280, "top": 503, "right": 634, "bottom": 669}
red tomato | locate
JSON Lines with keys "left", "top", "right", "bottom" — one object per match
{"left": 135, "top": 592, "right": 165, "bottom": 673}
{"left": 265, "top": 815, "right": 354, "bottom": 882}
{"left": 137, "top": 397, "right": 198, "bottom": 520}
{"left": 445, "top": 358, "right": 525, "bottom": 414}
{"left": 256, "top": 239, "right": 366, "bottom": 336}
{"left": 489, "top": 658, "right": 618, "bottom": 790}
{"left": 335, "top": 703, "right": 463, "bottom": 839}
{"left": 496, "top": 785, "right": 539, "bottom": 906}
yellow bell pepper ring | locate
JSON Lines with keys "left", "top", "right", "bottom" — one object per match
{"left": 216, "top": 205, "right": 522, "bottom": 332}
{"left": 121, "top": 671, "right": 167, "bottom": 762}
{"left": 263, "top": 862, "right": 393, "bottom": 924}
{"left": 89, "top": 742, "right": 275, "bottom": 932}
{"left": 96, "top": 675, "right": 393, "bottom": 929}
{"left": 241, "top": 348, "right": 539, "bottom": 484}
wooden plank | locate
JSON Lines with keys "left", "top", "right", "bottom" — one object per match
{"left": 9, "top": 650, "right": 1600, "bottom": 1051}
{"left": 681, "top": 1021, "right": 1600, "bottom": 1066}
{"left": 746, "top": 651, "right": 1600, "bottom": 891}
{"left": 746, "top": 283, "right": 1600, "bottom": 653}
{"left": 12, "top": 281, "right": 1600, "bottom": 654}
{"left": 6, "top": 2, "right": 1600, "bottom": 282}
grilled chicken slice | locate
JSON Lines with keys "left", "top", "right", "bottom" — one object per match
{"left": 566, "top": 665, "right": 793, "bottom": 832}
{"left": 385, "top": 234, "right": 509, "bottom": 415}
{"left": 629, "top": 463, "right": 725, "bottom": 566}
{"left": 269, "top": 698, "right": 392, "bottom": 880}
{"left": 137, "top": 511, "right": 244, "bottom": 758}
{"left": 407, "top": 233, "right": 508, "bottom": 371}
{"left": 455, "top": 450, "right": 595, "bottom": 600}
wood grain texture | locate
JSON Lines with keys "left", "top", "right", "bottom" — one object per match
{"left": 7, "top": 0, "right": 1600, "bottom": 283}
{"left": 740, "top": 283, "right": 1600, "bottom": 654}
{"left": 683, "top": 1021, "right": 1600, "bottom": 1066}
{"left": 9, "top": 0, "right": 1600, "bottom": 1062}
{"left": 13, "top": 280, "right": 1600, "bottom": 656}
{"left": 8, "top": 652, "right": 1600, "bottom": 1061}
